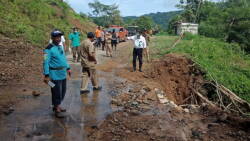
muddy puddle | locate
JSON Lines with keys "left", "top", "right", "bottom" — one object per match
{"left": 0, "top": 52, "right": 132, "bottom": 141}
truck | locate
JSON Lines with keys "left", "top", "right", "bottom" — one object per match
{"left": 127, "top": 26, "right": 139, "bottom": 36}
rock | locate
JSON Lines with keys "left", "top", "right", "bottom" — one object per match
{"left": 130, "top": 110, "right": 141, "bottom": 116}
{"left": 183, "top": 109, "right": 190, "bottom": 113}
{"left": 3, "top": 107, "right": 14, "bottom": 115}
{"left": 32, "top": 91, "right": 40, "bottom": 97}
{"left": 207, "top": 123, "right": 220, "bottom": 128}
{"left": 125, "top": 130, "right": 131, "bottom": 134}
{"left": 132, "top": 101, "right": 139, "bottom": 106}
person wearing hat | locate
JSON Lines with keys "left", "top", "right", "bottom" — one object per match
{"left": 43, "top": 30, "right": 71, "bottom": 118}
{"left": 127, "top": 30, "right": 147, "bottom": 72}
{"left": 79, "top": 32, "right": 102, "bottom": 94}
{"left": 69, "top": 27, "right": 81, "bottom": 62}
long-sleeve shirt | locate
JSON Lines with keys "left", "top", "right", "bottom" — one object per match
{"left": 43, "top": 44, "right": 70, "bottom": 80}
{"left": 127, "top": 35, "right": 147, "bottom": 49}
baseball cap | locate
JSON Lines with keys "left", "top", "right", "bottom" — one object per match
{"left": 51, "top": 30, "right": 63, "bottom": 37}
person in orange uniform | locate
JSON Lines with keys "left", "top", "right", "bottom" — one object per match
{"left": 95, "top": 26, "right": 102, "bottom": 48}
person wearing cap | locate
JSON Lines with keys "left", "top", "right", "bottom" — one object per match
{"left": 43, "top": 30, "right": 71, "bottom": 118}
{"left": 49, "top": 29, "right": 66, "bottom": 54}
{"left": 127, "top": 31, "right": 147, "bottom": 72}
{"left": 79, "top": 32, "right": 102, "bottom": 94}
{"left": 69, "top": 27, "right": 81, "bottom": 62}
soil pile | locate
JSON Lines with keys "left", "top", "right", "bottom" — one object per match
{"left": 87, "top": 53, "right": 250, "bottom": 141}
{"left": 0, "top": 35, "right": 43, "bottom": 86}
{"left": 145, "top": 54, "right": 205, "bottom": 105}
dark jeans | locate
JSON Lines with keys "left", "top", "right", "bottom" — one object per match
{"left": 111, "top": 40, "right": 117, "bottom": 50}
{"left": 133, "top": 48, "right": 143, "bottom": 71}
{"left": 51, "top": 79, "right": 67, "bottom": 107}
{"left": 97, "top": 37, "right": 102, "bottom": 48}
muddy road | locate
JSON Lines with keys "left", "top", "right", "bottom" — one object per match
{"left": 0, "top": 40, "right": 250, "bottom": 141}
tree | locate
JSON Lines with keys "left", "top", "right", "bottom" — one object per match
{"left": 88, "top": 0, "right": 123, "bottom": 27}
{"left": 134, "top": 16, "right": 154, "bottom": 31}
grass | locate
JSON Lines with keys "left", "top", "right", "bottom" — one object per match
{"left": 150, "top": 34, "right": 250, "bottom": 103}
{"left": 0, "top": 0, "right": 94, "bottom": 47}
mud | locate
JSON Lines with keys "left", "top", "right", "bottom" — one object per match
{"left": 0, "top": 37, "right": 249, "bottom": 141}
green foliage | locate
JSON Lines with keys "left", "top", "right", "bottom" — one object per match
{"left": 0, "top": 0, "right": 94, "bottom": 47}
{"left": 134, "top": 16, "right": 154, "bottom": 31}
{"left": 151, "top": 35, "right": 250, "bottom": 102}
{"left": 88, "top": 0, "right": 123, "bottom": 27}
{"left": 123, "top": 11, "right": 181, "bottom": 31}
{"left": 169, "top": 0, "right": 250, "bottom": 52}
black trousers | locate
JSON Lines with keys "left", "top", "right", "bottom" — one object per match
{"left": 51, "top": 79, "right": 67, "bottom": 107}
{"left": 133, "top": 48, "right": 143, "bottom": 70}
{"left": 111, "top": 40, "right": 117, "bottom": 50}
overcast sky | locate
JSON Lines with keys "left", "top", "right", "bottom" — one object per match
{"left": 65, "top": 0, "right": 221, "bottom": 17}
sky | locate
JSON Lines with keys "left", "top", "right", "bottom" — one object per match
{"left": 65, "top": 0, "right": 221, "bottom": 17}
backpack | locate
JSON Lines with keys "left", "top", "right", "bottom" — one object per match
{"left": 112, "top": 33, "right": 117, "bottom": 40}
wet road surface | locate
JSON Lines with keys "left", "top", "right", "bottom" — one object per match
{"left": 0, "top": 48, "right": 129, "bottom": 141}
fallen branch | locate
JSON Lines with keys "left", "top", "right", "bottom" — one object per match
{"left": 192, "top": 89, "right": 217, "bottom": 108}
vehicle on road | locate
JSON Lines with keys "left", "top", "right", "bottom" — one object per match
{"left": 127, "top": 26, "right": 138, "bottom": 36}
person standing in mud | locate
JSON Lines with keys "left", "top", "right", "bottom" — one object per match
{"left": 101, "top": 28, "right": 106, "bottom": 51}
{"left": 79, "top": 32, "right": 102, "bottom": 94}
{"left": 43, "top": 30, "right": 71, "bottom": 118}
{"left": 69, "top": 27, "right": 81, "bottom": 62}
{"left": 95, "top": 26, "right": 102, "bottom": 49}
{"left": 105, "top": 31, "right": 112, "bottom": 57}
{"left": 127, "top": 31, "right": 147, "bottom": 72}
{"left": 111, "top": 29, "right": 118, "bottom": 51}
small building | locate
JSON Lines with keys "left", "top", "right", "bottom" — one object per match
{"left": 176, "top": 23, "right": 199, "bottom": 35}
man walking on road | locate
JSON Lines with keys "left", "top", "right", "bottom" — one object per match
{"left": 127, "top": 31, "right": 147, "bottom": 72}
{"left": 111, "top": 29, "right": 118, "bottom": 51}
{"left": 79, "top": 32, "right": 102, "bottom": 94}
{"left": 69, "top": 27, "right": 81, "bottom": 62}
{"left": 43, "top": 30, "right": 71, "bottom": 118}
{"left": 105, "top": 31, "right": 112, "bottom": 57}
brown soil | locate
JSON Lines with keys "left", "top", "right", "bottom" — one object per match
{"left": 86, "top": 42, "right": 250, "bottom": 141}
{"left": 0, "top": 35, "right": 44, "bottom": 115}
{"left": 145, "top": 54, "right": 205, "bottom": 105}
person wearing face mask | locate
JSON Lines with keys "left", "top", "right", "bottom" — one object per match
{"left": 43, "top": 29, "right": 71, "bottom": 118}
{"left": 69, "top": 27, "right": 81, "bottom": 62}
{"left": 127, "top": 30, "right": 147, "bottom": 72}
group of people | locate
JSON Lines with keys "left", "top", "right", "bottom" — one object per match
{"left": 43, "top": 26, "right": 150, "bottom": 118}
{"left": 95, "top": 26, "right": 119, "bottom": 57}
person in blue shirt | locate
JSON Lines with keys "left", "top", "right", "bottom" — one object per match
{"left": 69, "top": 27, "right": 81, "bottom": 62}
{"left": 43, "top": 30, "right": 71, "bottom": 118}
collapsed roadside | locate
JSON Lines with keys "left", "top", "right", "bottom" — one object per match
{"left": 86, "top": 40, "right": 250, "bottom": 141}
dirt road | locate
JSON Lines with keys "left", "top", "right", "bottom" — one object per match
{"left": 0, "top": 40, "right": 249, "bottom": 141}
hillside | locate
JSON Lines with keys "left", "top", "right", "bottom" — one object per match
{"left": 123, "top": 11, "right": 181, "bottom": 29}
{"left": 0, "top": 0, "right": 96, "bottom": 109}
{"left": 0, "top": 0, "right": 96, "bottom": 47}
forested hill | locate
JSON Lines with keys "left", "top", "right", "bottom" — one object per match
{"left": 123, "top": 11, "right": 181, "bottom": 29}
{"left": 0, "top": 0, "right": 95, "bottom": 47}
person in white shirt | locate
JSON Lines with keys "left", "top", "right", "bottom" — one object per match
{"left": 127, "top": 31, "right": 147, "bottom": 72}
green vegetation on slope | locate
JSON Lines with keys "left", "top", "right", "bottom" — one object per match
{"left": 123, "top": 11, "right": 181, "bottom": 30}
{"left": 151, "top": 34, "right": 250, "bottom": 102}
{"left": 169, "top": 0, "right": 250, "bottom": 52}
{"left": 0, "top": 0, "right": 95, "bottom": 47}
